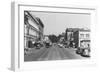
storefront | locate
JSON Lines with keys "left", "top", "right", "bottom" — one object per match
{"left": 73, "top": 29, "right": 90, "bottom": 48}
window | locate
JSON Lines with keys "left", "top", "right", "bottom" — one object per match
{"left": 29, "top": 29, "right": 37, "bottom": 36}
{"left": 86, "top": 34, "right": 89, "bottom": 38}
{"left": 80, "top": 34, "right": 84, "bottom": 38}
{"left": 28, "top": 19, "right": 39, "bottom": 30}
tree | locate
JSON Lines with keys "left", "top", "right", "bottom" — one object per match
{"left": 48, "top": 34, "right": 58, "bottom": 43}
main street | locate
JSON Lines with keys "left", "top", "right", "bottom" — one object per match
{"left": 24, "top": 43, "right": 87, "bottom": 61}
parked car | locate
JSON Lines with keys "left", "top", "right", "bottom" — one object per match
{"left": 76, "top": 47, "right": 90, "bottom": 57}
{"left": 76, "top": 40, "right": 90, "bottom": 57}
{"left": 34, "top": 41, "right": 43, "bottom": 49}
{"left": 76, "top": 47, "right": 83, "bottom": 54}
{"left": 81, "top": 48, "right": 90, "bottom": 57}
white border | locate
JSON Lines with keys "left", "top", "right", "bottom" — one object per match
{"left": 11, "top": 2, "right": 97, "bottom": 71}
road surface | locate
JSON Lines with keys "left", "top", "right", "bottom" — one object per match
{"left": 24, "top": 44, "right": 87, "bottom": 61}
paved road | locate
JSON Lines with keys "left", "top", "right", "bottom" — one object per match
{"left": 24, "top": 44, "right": 87, "bottom": 61}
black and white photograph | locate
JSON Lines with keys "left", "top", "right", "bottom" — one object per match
{"left": 24, "top": 10, "right": 91, "bottom": 61}
{"left": 10, "top": 2, "right": 98, "bottom": 71}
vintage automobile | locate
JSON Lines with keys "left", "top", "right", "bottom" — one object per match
{"left": 33, "top": 41, "right": 44, "bottom": 49}
{"left": 76, "top": 47, "right": 90, "bottom": 57}
{"left": 44, "top": 41, "right": 52, "bottom": 48}
{"left": 58, "top": 43, "right": 65, "bottom": 48}
{"left": 81, "top": 47, "right": 90, "bottom": 57}
{"left": 76, "top": 47, "right": 83, "bottom": 54}
{"left": 76, "top": 40, "right": 90, "bottom": 57}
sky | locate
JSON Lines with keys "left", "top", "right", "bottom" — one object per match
{"left": 30, "top": 11, "right": 91, "bottom": 36}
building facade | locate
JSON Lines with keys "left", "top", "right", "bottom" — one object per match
{"left": 65, "top": 28, "right": 90, "bottom": 48}
{"left": 24, "top": 11, "right": 44, "bottom": 49}
{"left": 65, "top": 28, "right": 79, "bottom": 47}
{"left": 73, "top": 29, "right": 90, "bottom": 48}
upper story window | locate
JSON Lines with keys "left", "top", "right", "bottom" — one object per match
{"left": 80, "top": 34, "right": 84, "bottom": 38}
{"left": 28, "top": 19, "right": 39, "bottom": 30}
{"left": 86, "top": 34, "right": 89, "bottom": 38}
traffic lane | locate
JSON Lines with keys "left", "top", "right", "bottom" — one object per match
{"left": 37, "top": 44, "right": 85, "bottom": 61}
{"left": 24, "top": 47, "right": 50, "bottom": 61}
{"left": 37, "top": 47, "right": 52, "bottom": 61}
{"left": 37, "top": 45, "right": 61, "bottom": 61}
{"left": 47, "top": 44, "right": 61, "bottom": 60}
{"left": 57, "top": 46, "right": 87, "bottom": 59}
{"left": 56, "top": 45, "right": 69, "bottom": 59}
{"left": 25, "top": 44, "right": 87, "bottom": 61}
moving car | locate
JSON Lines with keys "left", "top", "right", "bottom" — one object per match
{"left": 44, "top": 41, "right": 52, "bottom": 48}
{"left": 58, "top": 43, "right": 64, "bottom": 48}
